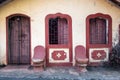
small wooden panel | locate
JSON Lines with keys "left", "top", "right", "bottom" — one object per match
{"left": 91, "top": 50, "right": 106, "bottom": 60}
{"left": 52, "top": 50, "right": 67, "bottom": 60}
{"left": 89, "top": 48, "right": 109, "bottom": 62}
{"left": 49, "top": 48, "right": 69, "bottom": 63}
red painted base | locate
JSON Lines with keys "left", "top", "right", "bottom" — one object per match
{"left": 46, "top": 63, "right": 72, "bottom": 67}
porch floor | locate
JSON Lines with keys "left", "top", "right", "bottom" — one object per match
{"left": 0, "top": 65, "right": 120, "bottom": 80}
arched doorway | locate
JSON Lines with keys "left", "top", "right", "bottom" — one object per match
{"left": 7, "top": 14, "right": 31, "bottom": 64}
{"left": 86, "top": 13, "right": 112, "bottom": 65}
{"left": 45, "top": 13, "right": 72, "bottom": 66}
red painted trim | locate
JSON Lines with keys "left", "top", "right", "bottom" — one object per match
{"left": 45, "top": 13, "right": 72, "bottom": 66}
{"left": 6, "top": 13, "right": 31, "bottom": 65}
{"left": 86, "top": 13, "right": 112, "bottom": 65}
{"left": 48, "top": 63, "right": 72, "bottom": 67}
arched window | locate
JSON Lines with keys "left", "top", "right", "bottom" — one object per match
{"left": 45, "top": 13, "right": 72, "bottom": 66}
{"left": 86, "top": 13, "right": 112, "bottom": 48}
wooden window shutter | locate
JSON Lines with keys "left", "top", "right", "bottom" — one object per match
{"left": 58, "top": 18, "right": 68, "bottom": 44}
{"left": 90, "top": 18, "right": 106, "bottom": 44}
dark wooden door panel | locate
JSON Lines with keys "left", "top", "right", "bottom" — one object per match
{"left": 20, "top": 17, "right": 30, "bottom": 64}
{"left": 9, "top": 18, "right": 19, "bottom": 64}
{"left": 21, "top": 41, "right": 30, "bottom": 64}
{"left": 8, "top": 16, "right": 30, "bottom": 64}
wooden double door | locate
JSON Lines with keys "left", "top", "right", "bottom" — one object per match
{"left": 7, "top": 15, "right": 31, "bottom": 64}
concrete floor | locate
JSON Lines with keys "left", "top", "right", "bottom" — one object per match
{"left": 0, "top": 65, "right": 120, "bottom": 80}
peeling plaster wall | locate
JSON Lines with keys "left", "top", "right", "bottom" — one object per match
{"left": 112, "top": 19, "right": 120, "bottom": 47}
{"left": 0, "top": 0, "right": 120, "bottom": 65}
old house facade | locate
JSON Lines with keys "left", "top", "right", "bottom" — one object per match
{"left": 0, "top": 0, "right": 120, "bottom": 66}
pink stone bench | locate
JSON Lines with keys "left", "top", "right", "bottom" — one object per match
{"left": 32, "top": 45, "right": 46, "bottom": 70}
{"left": 75, "top": 45, "right": 88, "bottom": 72}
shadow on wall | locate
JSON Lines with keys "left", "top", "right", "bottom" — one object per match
{"left": 0, "top": 53, "right": 6, "bottom": 67}
{"left": 109, "top": 42, "right": 120, "bottom": 66}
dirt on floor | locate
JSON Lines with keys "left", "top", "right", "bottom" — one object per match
{"left": 0, "top": 64, "right": 120, "bottom": 80}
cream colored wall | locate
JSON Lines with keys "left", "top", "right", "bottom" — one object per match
{"left": 0, "top": 0, "right": 120, "bottom": 65}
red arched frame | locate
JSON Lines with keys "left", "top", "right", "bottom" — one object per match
{"left": 86, "top": 13, "right": 112, "bottom": 65}
{"left": 45, "top": 13, "right": 72, "bottom": 66}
